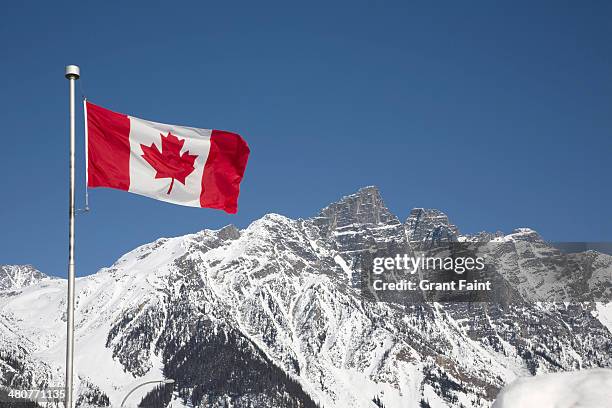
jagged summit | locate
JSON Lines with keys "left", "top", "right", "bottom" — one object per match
{"left": 0, "top": 264, "right": 49, "bottom": 291}
{"left": 313, "top": 186, "right": 400, "bottom": 237}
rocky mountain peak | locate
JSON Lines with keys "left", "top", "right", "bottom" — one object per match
{"left": 309, "top": 187, "right": 408, "bottom": 288}
{"left": 313, "top": 186, "right": 400, "bottom": 237}
{"left": 0, "top": 264, "right": 49, "bottom": 291}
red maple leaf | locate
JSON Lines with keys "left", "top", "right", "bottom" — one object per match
{"left": 141, "top": 132, "right": 198, "bottom": 194}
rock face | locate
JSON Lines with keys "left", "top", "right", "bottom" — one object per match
{"left": 313, "top": 186, "right": 409, "bottom": 287}
{"left": 0, "top": 186, "right": 610, "bottom": 408}
{"left": 405, "top": 208, "right": 459, "bottom": 248}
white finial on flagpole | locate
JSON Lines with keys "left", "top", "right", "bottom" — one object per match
{"left": 65, "top": 65, "right": 80, "bottom": 79}
{"left": 64, "top": 64, "right": 79, "bottom": 408}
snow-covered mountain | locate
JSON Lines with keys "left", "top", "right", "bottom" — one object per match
{"left": 0, "top": 265, "right": 51, "bottom": 291}
{"left": 1, "top": 186, "right": 611, "bottom": 407}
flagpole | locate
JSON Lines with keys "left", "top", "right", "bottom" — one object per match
{"left": 64, "top": 64, "right": 80, "bottom": 408}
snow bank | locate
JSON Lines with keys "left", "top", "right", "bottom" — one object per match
{"left": 493, "top": 368, "right": 612, "bottom": 408}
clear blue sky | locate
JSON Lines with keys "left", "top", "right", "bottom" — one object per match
{"left": 1, "top": 1, "right": 610, "bottom": 278}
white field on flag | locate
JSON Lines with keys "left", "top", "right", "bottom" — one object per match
{"left": 128, "top": 117, "right": 212, "bottom": 207}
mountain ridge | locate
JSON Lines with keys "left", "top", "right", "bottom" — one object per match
{"left": 1, "top": 185, "right": 610, "bottom": 408}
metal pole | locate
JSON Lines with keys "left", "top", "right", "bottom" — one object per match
{"left": 64, "top": 64, "right": 80, "bottom": 408}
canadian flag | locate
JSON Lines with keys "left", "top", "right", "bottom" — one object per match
{"left": 86, "top": 101, "right": 250, "bottom": 214}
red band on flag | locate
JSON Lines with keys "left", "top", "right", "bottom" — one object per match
{"left": 86, "top": 102, "right": 131, "bottom": 190}
{"left": 201, "top": 130, "right": 250, "bottom": 214}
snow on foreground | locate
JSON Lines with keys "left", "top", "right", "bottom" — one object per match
{"left": 492, "top": 369, "right": 612, "bottom": 408}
